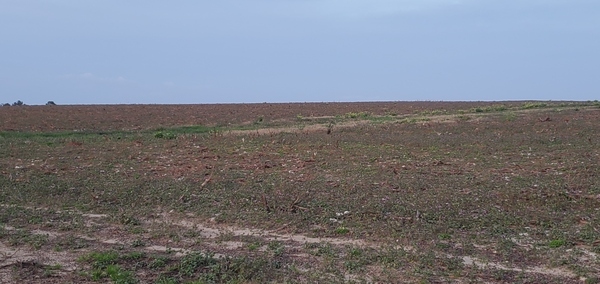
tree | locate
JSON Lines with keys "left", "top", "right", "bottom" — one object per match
{"left": 12, "top": 100, "right": 24, "bottom": 106}
{"left": 46, "top": 101, "right": 56, "bottom": 105}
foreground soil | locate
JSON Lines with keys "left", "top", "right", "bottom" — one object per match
{"left": 1, "top": 101, "right": 599, "bottom": 283}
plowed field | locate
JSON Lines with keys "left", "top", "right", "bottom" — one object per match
{"left": 1, "top": 101, "right": 599, "bottom": 283}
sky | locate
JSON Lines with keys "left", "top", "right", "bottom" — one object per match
{"left": 1, "top": 0, "right": 599, "bottom": 104}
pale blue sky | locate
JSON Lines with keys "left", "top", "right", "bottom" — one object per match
{"left": 1, "top": 0, "right": 599, "bottom": 104}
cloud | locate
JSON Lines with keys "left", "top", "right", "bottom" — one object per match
{"left": 62, "top": 72, "right": 127, "bottom": 83}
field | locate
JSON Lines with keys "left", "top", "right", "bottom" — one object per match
{"left": 1, "top": 101, "right": 599, "bottom": 283}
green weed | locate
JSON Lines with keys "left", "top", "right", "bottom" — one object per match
{"left": 521, "top": 102, "right": 548, "bottom": 109}
{"left": 549, "top": 239, "right": 566, "bottom": 248}
{"left": 81, "top": 251, "right": 120, "bottom": 268}
{"left": 344, "top": 111, "right": 371, "bottom": 119}
{"left": 154, "top": 131, "right": 176, "bottom": 139}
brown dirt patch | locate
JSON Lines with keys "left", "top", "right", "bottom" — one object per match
{"left": 1, "top": 101, "right": 533, "bottom": 132}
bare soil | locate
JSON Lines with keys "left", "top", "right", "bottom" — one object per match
{"left": 1, "top": 101, "right": 599, "bottom": 283}
{"left": 0, "top": 101, "right": 531, "bottom": 132}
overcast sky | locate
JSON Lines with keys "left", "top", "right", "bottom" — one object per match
{"left": 1, "top": 0, "right": 599, "bottom": 104}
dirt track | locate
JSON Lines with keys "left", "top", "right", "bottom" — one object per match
{"left": 0, "top": 207, "right": 585, "bottom": 283}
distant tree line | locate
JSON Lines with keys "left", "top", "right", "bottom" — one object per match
{"left": 1, "top": 100, "right": 25, "bottom": 106}
{"left": 1, "top": 100, "right": 57, "bottom": 106}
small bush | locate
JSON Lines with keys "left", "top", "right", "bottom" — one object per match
{"left": 46, "top": 101, "right": 56, "bottom": 105}
{"left": 471, "top": 105, "right": 507, "bottom": 113}
{"left": 12, "top": 100, "right": 24, "bottom": 106}
{"left": 154, "top": 131, "right": 176, "bottom": 140}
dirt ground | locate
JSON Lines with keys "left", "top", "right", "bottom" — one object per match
{"left": 1, "top": 101, "right": 598, "bottom": 283}
{"left": 0, "top": 101, "right": 530, "bottom": 132}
